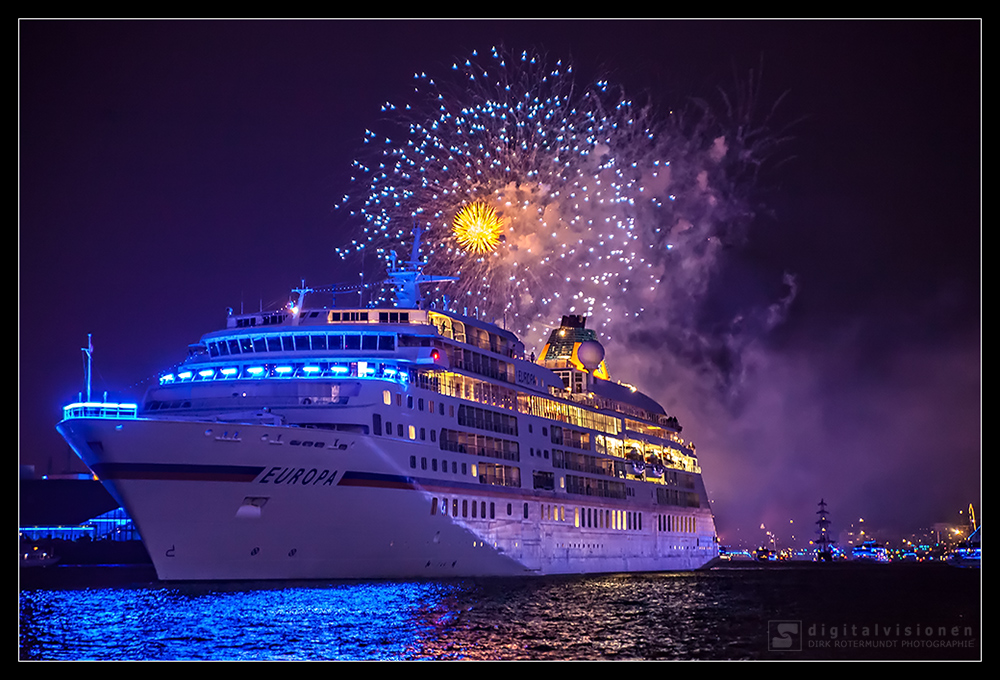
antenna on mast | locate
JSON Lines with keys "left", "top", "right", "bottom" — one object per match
{"left": 386, "top": 226, "right": 458, "bottom": 308}
{"left": 81, "top": 334, "right": 93, "bottom": 403}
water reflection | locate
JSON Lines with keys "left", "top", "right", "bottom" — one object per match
{"left": 22, "top": 574, "right": 741, "bottom": 660}
{"left": 20, "top": 568, "right": 980, "bottom": 660}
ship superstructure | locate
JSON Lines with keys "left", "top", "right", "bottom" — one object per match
{"left": 57, "top": 248, "right": 718, "bottom": 580}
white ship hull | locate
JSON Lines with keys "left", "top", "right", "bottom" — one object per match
{"left": 58, "top": 414, "right": 718, "bottom": 581}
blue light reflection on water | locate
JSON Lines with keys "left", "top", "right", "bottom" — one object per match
{"left": 20, "top": 574, "right": 751, "bottom": 661}
{"left": 19, "top": 567, "right": 981, "bottom": 661}
{"left": 20, "top": 580, "right": 459, "bottom": 661}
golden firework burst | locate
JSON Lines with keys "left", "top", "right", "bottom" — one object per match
{"left": 452, "top": 202, "right": 505, "bottom": 254}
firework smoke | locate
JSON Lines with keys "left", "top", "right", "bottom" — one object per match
{"left": 339, "top": 46, "right": 791, "bottom": 403}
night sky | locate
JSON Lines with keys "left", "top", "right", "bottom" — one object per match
{"left": 19, "top": 20, "right": 981, "bottom": 548}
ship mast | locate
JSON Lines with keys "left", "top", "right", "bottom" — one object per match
{"left": 815, "top": 498, "right": 835, "bottom": 562}
{"left": 386, "top": 227, "right": 457, "bottom": 308}
{"left": 81, "top": 333, "right": 93, "bottom": 403}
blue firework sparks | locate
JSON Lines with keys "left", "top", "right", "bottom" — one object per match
{"left": 339, "top": 46, "right": 778, "bottom": 355}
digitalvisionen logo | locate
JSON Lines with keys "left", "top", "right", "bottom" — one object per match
{"left": 768, "top": 620, "right": 803, "bottom": 651}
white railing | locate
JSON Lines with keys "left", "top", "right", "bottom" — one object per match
{"left": 62, "top": 402, "right": 139, "bottom": 420}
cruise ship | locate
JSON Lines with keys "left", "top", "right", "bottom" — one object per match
{"left": 56, "top": 243, "right": 719, "bottom": 581}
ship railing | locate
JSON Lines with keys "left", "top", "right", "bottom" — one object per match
{"left": 62, "top": 402, "right": 139, "bottom": 421}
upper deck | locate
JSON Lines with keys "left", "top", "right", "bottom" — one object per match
{"left": 153, "top": 303, "right": 691, "bottom": 449}
{"left": 159, "top": 304, "right": 560, "bottom": 397}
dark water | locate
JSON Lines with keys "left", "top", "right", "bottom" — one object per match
{"left": 19, "top": 563, "right": 980, "bottom": 661}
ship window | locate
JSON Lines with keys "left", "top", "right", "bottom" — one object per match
{"left": 439, "top": 403, "right": 445, "bottom": 416}
{"left": 472, "top": 501, "right": 477, "bottom": 518}
{"left": 421, "top": 457, "right": 427, "bottom": 470}
{"left": 430, "top": 430, "right": 436, "bottom": 443}
{"left": 385, "top": 421, "right": 392, "bottom": 435}
{"left": 407, "top": 396, "right": 413, "bottom": 409}
{"left": 312, "top": 334, "right": 327, "bottom": 350}
{"left": 383, "top": 390, "right": 392, "bottom": 405}
{"left": 378, "top": 335, "right": 395, "bottom": 351}
{"left": 432, "top": 459, "right": 437, "bottom": 472}
{"left": 430, "top": 497, "right": 437, "bottom": 515}
{"left": 506, "top": 503, "right": 512, "bottom": 516}
{"left": 453, "top": 499, "right": 459, "bottom": 516}
{"left": 328, "top": 335, "right": 343, "bottom": 350}
{"left": 408, "top": 425, "right": 416, "bottom": 440}
{"left": 253, "top": 337, "right": 267, "bottom": 352}
{"left": 266, "top": 336, "right": 282, "bottom": 352}
{"left": 462, "top": 463, "right": 467, "bottom": 476}
{"left": 420, "top": 428, "right": 426, "bottom": 441}
{"left": 228, "top": 339, "right": 242, "bottom": 354}
{"left": 362, "top": 335, "right": 378, "bottom": 351}
{"left": 345, "top": 335, "right": 361, "bottom": 350}
{"left": 281, "top": 335, "right": 295, "bottom": 351}
{"left": 397, "top": 424, "right": 404, "bottom": 437}
{"left": 490, "top": 502, "right": 495, "bottom": 519}
{"left": 373, "top": 414, "right": 382, "bottom": 435}
{"left": 418, "top": 398, "right": 424, "bottom": 411}
{"left": 410, "top": 456, "right": 416, "bottom": 469}
{"left": 240, "top": 337, "right": 254, "bottom": 352}
{"left": 463, "top": 500, "right": 468, "bottom": 517}
{"left": 523, "top": 503, "right": 529, "bottom": 519}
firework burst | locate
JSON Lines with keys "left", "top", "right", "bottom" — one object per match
{"left": 339, "top": 46, "right": 786, "bottom": 363}
{"left": 452, "top": 201, "right": 505, "bottom": 254}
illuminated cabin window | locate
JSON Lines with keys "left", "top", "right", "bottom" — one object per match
{"left": 408, "top": 425, "right": 416, "bottom": 440}
{"left": 478, "top": 463, "right": 520, "bottom": 488}
{"left": 439, "top": 429, "right": 519, "bottom": 462}
{"left": 328, "top": 311, "right": 369, "bottom": 322}
{"left": 383, "top": 390, "right": 391, "bottom": 405}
